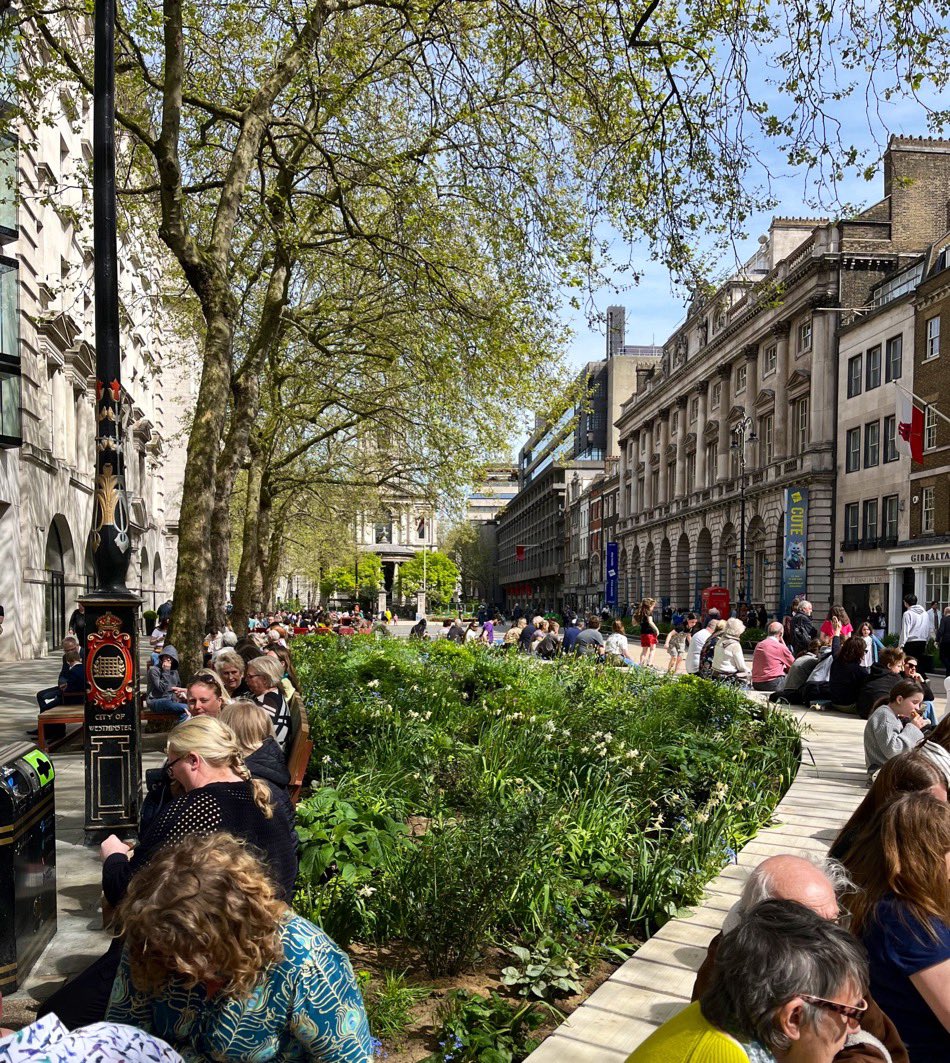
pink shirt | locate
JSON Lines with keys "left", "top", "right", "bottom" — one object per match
{"left": 751, "top": 636, "right": 795, "bottom": 682}
{"left": 820, "top": 620, "right": 853, "bottom": 639}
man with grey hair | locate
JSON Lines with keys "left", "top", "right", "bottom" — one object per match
{"left": 692, "top": 854, "right": 907, "bottom": 1063}
{"left": 751, "top": 623, "right": 796, "bottom": 692}
{"left": 789, "top": 599, "right": 818, "bottom": 656}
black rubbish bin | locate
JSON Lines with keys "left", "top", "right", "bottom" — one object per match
{"left": 0, "top": 742, "right": 56, "bottom": 992}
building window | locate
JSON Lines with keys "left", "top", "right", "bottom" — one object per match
{"left": 926, "top": 315, "right": 940, "bottom": 360}
{"left": 845, "top": 427, "right": 861, "bottom": 472}
{"left": 763, "top": 343, "right": 777, "bottom": 375}
{"left": 711, "top": 381, "right": 721, "bottom": 409}
{"left": 924, "top": 405, "right": 938, "bottom": 451}
{"left": 862, "top": 499, "right": 879, "bottom": 543}
{"left": 798, "top": 319, "right": 812, "bottom": 353}
{"left": 846, "top": 354, "right": 862, "bottom": 398}
{"left": 926, "top": 566, "right": 950, "bottom": 607}
{"left": 865, "top": 345, "right": 882, "bottom": 390}
{"left": 883, "top": 415, "right": 898, "bottom": 463}
{"left": 922, "top": 485, "right": 935, "bottom": 533}
{"left": 794, "top": 398, "right": 808, "bottom": 453}
{"left": 760, "top": 414, "right": 774, "bottom": 465}
{"left": 705, "top": 442, "right": 717, "bottom": 485}
{"left": 844, "top": 502, "right": 859, "bottom": 545}
{"left": 650, "top": 470, "right": 659, "bottom": 504}
{"left": 690, "top": 396, "right": 699, "bottom": 421}
{"left": 666, "top": 462, "right": 675, "bottom": 500}
{"left": 864, "top": 421, "right": 880, "bottom": 468}
{"left": 671, "top": 410, "right": 678, "bottom": 436}
{"left": 883, "top": 494, "right": 899, "bottom": 542}
{"left": 735, "top": 363, "right": 747, "bottom": 395}
{"left": 636, "top": 476, "right": 644, "bottom": 508}
{"left": 885, "top": 335, "right": 902, "bottom": 382}
{"left": 685, "top": 451, "right": 696, "bottom": 494}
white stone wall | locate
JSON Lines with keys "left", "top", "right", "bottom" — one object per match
{"left": 0, "top": 37, "right": 198, "bottom": 659}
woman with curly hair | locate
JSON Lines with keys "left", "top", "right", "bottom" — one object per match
{"left": 108, "top": 833, "right": 372, "bottom": 1062}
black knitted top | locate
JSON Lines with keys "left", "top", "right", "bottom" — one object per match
{"left": 102, "top": 781, "right": 299, "bottom": 907}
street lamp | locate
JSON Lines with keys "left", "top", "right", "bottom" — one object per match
{"left": 730, "top": 416, "right": 757, "bottom": 606}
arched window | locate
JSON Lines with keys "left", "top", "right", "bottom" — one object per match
{"left": 44, "top": 516, "right": 74, "bottom": 650}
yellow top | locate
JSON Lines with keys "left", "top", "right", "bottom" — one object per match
{"left": 626, "top": 1001, "right": 749, "bottom": 1063}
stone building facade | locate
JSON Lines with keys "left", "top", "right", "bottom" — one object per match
{"left": 615, "top": 138, "right": 950, "bottom": 619}
{"left": 0, "top": 38, "right": 195, "bottom": 660}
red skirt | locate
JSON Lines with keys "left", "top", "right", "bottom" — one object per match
{"left": 640, "top": 634, "right": 658, "bottom": 647}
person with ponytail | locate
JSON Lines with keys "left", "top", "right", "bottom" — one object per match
{"left": 101, "top": 717, "right": 298, "bottom": 908}
{"left": 38, "top": 718, "right": 299, "bottom": 1032}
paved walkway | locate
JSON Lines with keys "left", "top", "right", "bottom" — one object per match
{"left": 526, "top": 691, "right": 940, "bottom": 1063}
{"left": 0, "top": 653, "right": 164, "bottom": 1017}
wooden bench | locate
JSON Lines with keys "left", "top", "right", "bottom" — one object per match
{"left": 37, "top": 703, "right": 182, "bottom": 753}
{"left": 287, "top": 694, "right": 313, "bottom": 806}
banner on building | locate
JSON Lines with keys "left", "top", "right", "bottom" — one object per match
{"left": 605, "top": 541, "right": 618, "bottom": 606}
{"left": 781, "top": 486, "right": 809, "bottom": 617}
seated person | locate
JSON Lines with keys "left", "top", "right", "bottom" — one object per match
{"left": 846, "top": 793, "right": 950, "bottom": 1061}
{"left": 244, "top": 655, "right": 292, "bottom": 750}
{"left": 536, "top": 621, "right": 562, "bottom": 660}
{"left": 145, "top": 646, "right": 188, "bottom": 721}
{"left": 37, "top": 718, "right": 298, "bottom": 1031}
{"left": 211, "top": 648, "right": 250, "bottom": 698}
{"left": 827, "top": 634, "right": 870, "bottom": 709}
{"left": 220, "top": 699, "right": 289, "bottom": 790}
{"left": 33, "top": 646, "right": 84, "bottom": 719}
{"left": 830, "top": 746, "right": 949, "bottom": 862}
{"left": 902, "top": 655, "right": 938, "bottom": 727}
{"left": 711, "top": 619, "right": 749, "bottom": 684}
{"left": 604, "top": 620, "right": 635, "bottom": 666}
{"left": 864, "top": 680, "right": 928, "bottom": 782}
{"left": 691, "top": 853, "right": 906, "bottom": 1063}
{"left": 629, "top": 899, "right": 870, "bottom": 1062}
{"left": 574, "top": 615, "right": 606, "bottom": 657}
{"left": 408, "top": 617, "right": 428, "bottom": 639}
{"left": 751, "top": 623, "right": 794, "bottom": 692}
{"left": 772, "top": 636, "right": 825, "bottom": 703}
{"left": 107, "top": 833, "right": 371, "bottom": 1063}
{"left": 857, "top": 647, "right": 905, "bottom": 720}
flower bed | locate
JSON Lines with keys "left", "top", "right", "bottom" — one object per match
{"left": 292, "top": 638, "right": 801, "bottom": 1061}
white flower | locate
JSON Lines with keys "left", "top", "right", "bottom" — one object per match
{"left": 367, "top": 679, "right": 379, "bottom": 689}
{"left": 357, "top": 886, "right": 376, "bottom": 898}
{"left": 694, "top": 810, "right": 710, "bottom": 824}
{"left": 603, "top": 732, "right": 613, "bottom": 742}
{"left": 321, "top": 755, "right": 332, "bottom": 764}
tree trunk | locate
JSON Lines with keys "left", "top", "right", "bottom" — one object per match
{"left": 257, "top": 477, "right": 274, "bottom": 608}
{"left": 231, "top": 442, "right": 264, "bottom": 635}
{"left": 262, "top": 500, "right": 285, "bottom": 609}
{"left": 166, "top": 310, "right": 233, "bottom": 680}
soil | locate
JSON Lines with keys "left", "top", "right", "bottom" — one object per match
{"left": 348, "top": 941, "right": 633, "bottom": 1061}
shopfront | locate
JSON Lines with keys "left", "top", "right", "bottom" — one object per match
{"left": 886, "top": 544, "right": 950, "bottom": 634}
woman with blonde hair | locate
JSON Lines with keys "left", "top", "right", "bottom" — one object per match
{"left": 108, "top": 833, "right": 371, "bottom": 1062}
{"left": 185, "top": 668, "right": 230, "bottom": 718}
{"left": 37, "top": 718, "right": 299, "bottom": 1031}
{"left": 845, "top": 793, "right": 950, "bottom": 1059}
{"left": 245, "top": 654, "right": 292, "bottom": 750}
{"left": 635, "top": 598, "right": 659, "bottom": 667}
{"left": 221, "top": 699, "right": 289, "bottom": 790}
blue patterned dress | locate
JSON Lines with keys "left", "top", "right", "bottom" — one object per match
{"left": 106, "top": 915, "right": 372, "bottom": 1062}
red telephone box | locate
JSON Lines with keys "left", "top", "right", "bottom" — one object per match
{"left": 701, "top": 586, "right": 731, "bottom": 618}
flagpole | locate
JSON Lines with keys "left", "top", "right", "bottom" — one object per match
{"left": 893, "top": 381, "right": 950, "bottom": 427}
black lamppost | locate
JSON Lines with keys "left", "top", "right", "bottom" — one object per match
{"left": 730, "top": 416, "right": 757, "bottom": 606}
{"left": 83, "top": 0, "right": 141, "bottom": 843}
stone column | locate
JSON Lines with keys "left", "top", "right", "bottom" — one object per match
{"left": 657, "top": 411, "right": 670, "bottom": 506}
{"left": 695, "top": 386, "right": 708, "bottom": 488}
{"left": 630, "top": 432, "right": 640, "bottom": 514}
{"left": 716, "top": 366, "right": 731, "bottom": 481}
{"left": 772, "top": 323, "right": 790, "bottom": 461}
{"left": 809, "top": 305, "right": 837, "bottom": 449}
{"left": 618, "top": 434, "right": 629, "bottom": 517}
{"left": 744, "top": 346, "right": 758, "bottom": 425}
{"left": 644, "top": 424, "right": 655, "bottom": 510}
{"left": 674, "top": 397, "right": 688, "bottom": 499}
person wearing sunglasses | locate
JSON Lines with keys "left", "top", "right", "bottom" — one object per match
{"left": 845, "top": 792, "right": 950, "bottom": 1061}
{"left": 36, "top": 717, "right": 298, "bottom": 1033}
{"left": 691, "top": 854, "right": 907, "bottom": 1063}
{"left": 629, "top": 899, "right": 872, "bottom": 1062}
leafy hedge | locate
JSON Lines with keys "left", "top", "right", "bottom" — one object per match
{"left": 292, "top": 638, "right": 801, "bottom": 981}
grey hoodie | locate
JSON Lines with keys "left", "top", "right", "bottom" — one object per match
{"left": 899, "top": 603, "right": 932, "bottom": 645}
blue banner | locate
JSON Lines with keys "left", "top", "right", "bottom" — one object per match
{"left": 781, "top": 487, "right": 809, "bottom": 616}
{"left": 605, "top": 541, "right": 619, "bottom": 606}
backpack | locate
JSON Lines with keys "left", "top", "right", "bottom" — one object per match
{"left": 699, "top": 635, "right": 718, "bottom": 677}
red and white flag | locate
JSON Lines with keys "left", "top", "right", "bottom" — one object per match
{"left": 896, "top": 391, "right": 924, "bottom": 463}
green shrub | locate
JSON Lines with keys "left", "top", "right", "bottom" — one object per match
{"left": 356, "top": 969, "right": 430, "bottom": 1042}
{"left": 426, "top": 990, "right": 545, "bottom": 1063}
{"left": 291, "top": 639, "right": 801, "bottom": 969}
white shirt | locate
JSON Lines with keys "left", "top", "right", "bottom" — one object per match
{"left": 685, "top": 627, "right": 712, "bottom": 673}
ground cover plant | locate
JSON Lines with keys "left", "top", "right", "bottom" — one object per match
{"left": 292, "top": 638, "right": 802, "bottom": 1060}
